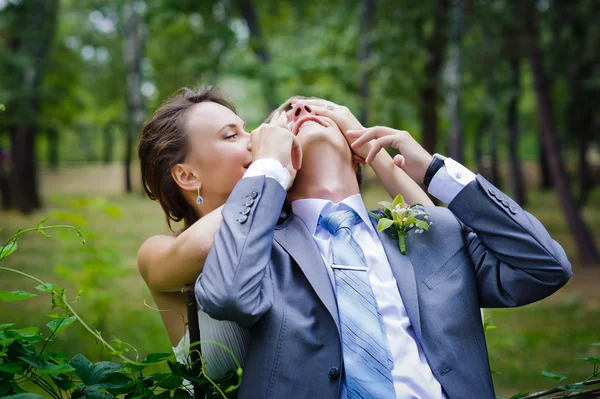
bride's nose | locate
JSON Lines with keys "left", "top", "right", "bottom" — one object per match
{"left": 288, "top": 101, "right": 315, "bottom": 122}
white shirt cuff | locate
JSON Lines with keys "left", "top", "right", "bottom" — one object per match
{"left": 243, "top": 158, "right": 290, "bottom": 190}
{"left": 427, "top": 157, "right": 476, "bottom": 205}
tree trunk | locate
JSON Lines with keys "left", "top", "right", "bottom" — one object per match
{"left": 446, "top": 0, "right": 464, "bottom": 163}
{"left": 103, "top": 125, "right": 114, "bottom": 165}
{"left": 524, "top": 3, "right": 600, "bottom": 265}
{"left": 239, "top": 0, "right": 276, "bottom": 111}
{"left": 474, "top": 116, "right": 488, "bottom": 176}
{"left": 123, "top": 0, "right": 145, "bottom": 193}
{"left": 358, "top": 0, "right": 375, "bottom": 126}
{"left": 539, "top": 136, "right": 552, "bottom": 189}
{"left": 489, "top": 125, "right": 501, "bottom": 188}
{"left": 47, "top": 126, "right": 59, "bottom": 171}
{"left": 506, "top": 57, "right": 526, "bottom": 205}
{"left": 420, "top": 0, "right": 448, "bottom": 155}
{"left": 8, "top": 0, "right": 59, "bottom": 213}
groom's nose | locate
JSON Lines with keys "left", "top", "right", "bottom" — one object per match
{"left": 287, "top": 101, "right": 315, "bottom": 122}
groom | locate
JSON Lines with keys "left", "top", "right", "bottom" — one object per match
{"left": 195, "top": 99, "right": 571, "bottom": 398}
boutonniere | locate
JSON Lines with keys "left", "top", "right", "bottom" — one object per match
{"left": 370, "top": 194, "right": 432, "bottom": 255}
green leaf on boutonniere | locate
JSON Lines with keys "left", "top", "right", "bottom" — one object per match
{"left": 377, "top": 218, "right": 394, "bottom": 232}
{"left": 377, "top": 201, "right": 395, "bottom": 212}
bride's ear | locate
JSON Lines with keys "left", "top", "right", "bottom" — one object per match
{"left": 171, "top": 163, "right": 201, "bottom": 192}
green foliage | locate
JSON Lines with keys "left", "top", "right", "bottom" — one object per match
{"left": 0, "top": 220, "right": 241, "bottom": 398}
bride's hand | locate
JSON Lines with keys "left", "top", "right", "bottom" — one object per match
{"left": 347, "top": 126, "right": 433, "bottom": 184}
{"left": 269, "top": 110, "right": 299, "bottom": 190}
{"left": 299, "top": 99, "right": 372, "bottom": 162}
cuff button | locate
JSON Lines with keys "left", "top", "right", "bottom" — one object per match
{"left": 241, "top": 207, "right": 251, "bottom": 215}
{"left": 245, "top": 198, "right": 255, "bottom": 207}
{"left": 509, "top": 206, "right": 518, "bottom": 214}
{"left": 250, "top": 190, "right": 258, "bottom": 199}
{"left": 237, "top": 215, "right": 248, "bottom": 223}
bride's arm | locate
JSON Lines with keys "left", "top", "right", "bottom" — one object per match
{"left": 137, "top": 205, "right": 223, "bottom": 293}
{"left": 368, "top": 150, "right": 434, "bottom": 206}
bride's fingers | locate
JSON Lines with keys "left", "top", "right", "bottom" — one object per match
{"left": 300, "top": 98, "right": 339, "bottom": 108}
{"left": 291, "top": 135, "right": 303, "bottom": 170}
{"left": 349, "top": 127, "right": 395, "bottom": 149}
{"left": 364, "top": 135, "right": 397, "bottom": 163}
{"left": 394, "top": 154, "right": 406, "bottom": 169}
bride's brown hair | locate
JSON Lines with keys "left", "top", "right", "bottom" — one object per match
{"left": 138, "top": 86, "right": 237, "bottom": 231}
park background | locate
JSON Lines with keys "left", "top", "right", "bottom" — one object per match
{"left": 0, "top": 0, "right": 599, "bottom": 396}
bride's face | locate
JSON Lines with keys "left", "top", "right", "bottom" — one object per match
{"left": 183, "top": 101, "right": 253, "bottom": 198}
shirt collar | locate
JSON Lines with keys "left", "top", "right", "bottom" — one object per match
{"left": 291, "top": 194, "right": 374, "bottom": 235}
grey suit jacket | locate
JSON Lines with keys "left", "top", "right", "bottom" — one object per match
{"left": 195, "top": 174, "right": 571, "bottom": 399}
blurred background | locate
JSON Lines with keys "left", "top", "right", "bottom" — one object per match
{"left": 0, "top": 0, "right": 598, "bottom": 395}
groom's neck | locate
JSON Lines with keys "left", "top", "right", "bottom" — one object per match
{"left": 287, "top": 149, "right": 359, "bottom": 203}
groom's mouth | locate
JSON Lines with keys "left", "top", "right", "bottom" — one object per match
{"left": 293, "top": 116, "right": 327, "bottom": 136}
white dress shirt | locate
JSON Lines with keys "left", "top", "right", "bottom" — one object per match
{"left": 242, "top": 156, "right": 475, "bottom": 399}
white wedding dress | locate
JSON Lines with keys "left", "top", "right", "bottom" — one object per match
{"left": 173, "top": 308, "right": 249, "bottom": 380}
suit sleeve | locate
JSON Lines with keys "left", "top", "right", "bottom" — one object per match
{"left": 195, "top": 175, "right": 286, "bottom": 327}
{"left": 448, "top": 175, "right": 572, "bottom": 307}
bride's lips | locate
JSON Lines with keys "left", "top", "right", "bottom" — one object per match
{"left": 293, "top": 116, "right": 327, "bottom": 136}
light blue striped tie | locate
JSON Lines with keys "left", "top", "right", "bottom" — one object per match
{"left": 319, "top": 204, "right": 396, "bottom": 399}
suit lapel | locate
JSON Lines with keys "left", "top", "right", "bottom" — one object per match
{"left": 370, "top": 215, "right": 422, "bottom": 341}
{"left": 274, "top": 215, "right": 340, "bottom": 333}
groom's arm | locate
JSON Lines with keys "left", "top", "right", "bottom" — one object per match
{"left": 429, "top": 159, "right": 572, "bottom": 307}
{"left": 195, "top": 161, "right": 288, "bottom": 327}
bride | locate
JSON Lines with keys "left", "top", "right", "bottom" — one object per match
{"left": 136, "top": 86, "right": 433, "bottom": 381}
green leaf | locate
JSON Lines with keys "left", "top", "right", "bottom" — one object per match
{"left": 541, "top": 370, "right": 567, "bottom": 381}
{"left": 377, "top": 218, "right": 394, "bottom": 232}
{"left": 0, "top": 323, "right": 14, "bottom": 330}
{"left": 0, "top": 104, "right": 5, "bottom": 111}
{"left": 35, "top": 283, "right": 57, "bottom": 293}
{"left": 415, "top": 220, "right": 429, "bottom": 230}
{"left": 142, "top": 353, "right": 173, "bottom": 363}
{"left": 70, "top": 354, "right": 129, "bottom": 389}
{"left": 509, "top": 393, "right": 531, "bottom": 399}
{"left": 1, "top": 394, "right": 44, "bottom": 399}
{"left": 19, "top": 356, "right": 76, "bottom": 375}
{"left": 46, "top": 316, "right": 77, "bottom": 335}
{"left": 38, "top": 363, "right": 77, "bottom": 376}
{"left": 0, "top": 336, "right": 15, "bottom": 348}
{"left": 51, "top": 374, "right": 75, "bottom": 390}
{"left": 377, "top": 201, "right": 394, "bottom": 211}
{"left": 392, "top": 193, "right": 406, "bottom": 207}
{"left": 0, "top": 290, "right": 37, "bottom": 302}
{"left": 0, "top": 241, "right": 17, "bottom": 260}
{"left": 0, "top": 362, "right": 26, "bottom": 374}
{"left": 577, "top": 356, "right": 600, "bottom": 364}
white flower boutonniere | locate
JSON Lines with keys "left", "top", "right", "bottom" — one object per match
{"left": 371, "top": 194, "right": 432, "bottom": 255}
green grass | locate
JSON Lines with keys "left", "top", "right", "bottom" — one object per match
{"left": 1, "top": 164, "right": 599, "bottom": 396}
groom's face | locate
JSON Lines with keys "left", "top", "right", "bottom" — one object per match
{"left": 269, "top": 97, "right": 352, "bottom": 159}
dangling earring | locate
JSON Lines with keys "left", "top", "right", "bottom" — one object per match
{"left": 196, "top": 185, "right": 204, "bottom": 206}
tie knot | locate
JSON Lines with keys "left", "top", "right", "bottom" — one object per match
{"left": 318, "top": 204, "right": 359, "bottom": 235}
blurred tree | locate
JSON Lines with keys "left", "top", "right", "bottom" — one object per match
{"left": 446, "top": 0, "right": 464, "bottom": 162}
{"left": 358, "top": 0, "right": 375, "bottom": 125}
{"left": 522, "top": 0, "right": 600, "bottom": 265}
{"left": 1, "top": 0, "right": 60, "bottom": 213}
{"left": 123, "top": 0, "right": 145, "bottom": 193}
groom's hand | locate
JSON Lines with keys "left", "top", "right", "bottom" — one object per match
{"left": 251, "top": 122, "right": 302, "bottom": 171}
{"left": 348, "top": 126, "right": 434, "bottom": 184}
